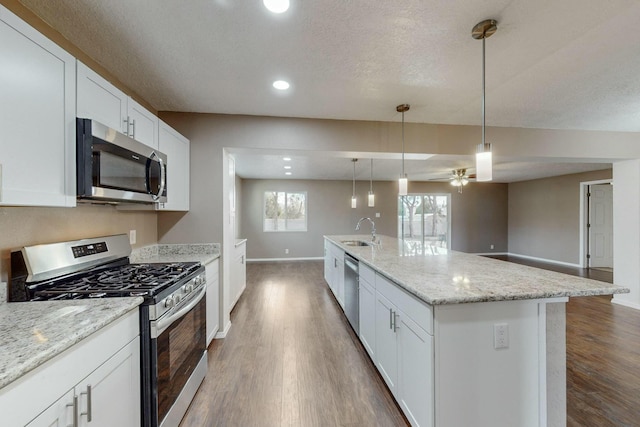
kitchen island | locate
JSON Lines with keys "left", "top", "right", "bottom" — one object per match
{"left": 324, "top": 235, "right": 628, "bottom": 427}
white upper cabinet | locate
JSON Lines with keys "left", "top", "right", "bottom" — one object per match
{"left": 157, "top": 120, "right": 190, "bottom": 211}
{"left": 76, "top": 61, "right": 158, "bottom": 149}
{"left": 0, "top": 5, "right": 76, "bottom": 207}
{"left": 76, "top": 60, "right": 128, "bottom": 134}
{"left": 127, "top": 97, "right": 159, "bottom": 149}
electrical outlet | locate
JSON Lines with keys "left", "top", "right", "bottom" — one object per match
{"left": 490, "top": 244, "right": 494, "bottom": 250}
{"left": 494, "top": 323, "right": 509, "bottom": 349}
{"left": 285, "top": 248, "right": 289, "bottom": 254}
{"left": 129, "top": 230, "right": 137, "bottom": 245}
{"left": 375, "top": 212, "right": 381, "bottom": 218}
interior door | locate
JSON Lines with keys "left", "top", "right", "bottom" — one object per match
{"left": 588, "top": 183, "right": 613, "bottom": 268}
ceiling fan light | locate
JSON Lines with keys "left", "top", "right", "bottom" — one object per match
{"left": 461, "top": 178, "right": 469, "bottom": 186}
{"left": 451, "top": 180, "right": 461, "bottom": 187}
{"left": 476, "top": 150, "right": 493, "bottom": 182}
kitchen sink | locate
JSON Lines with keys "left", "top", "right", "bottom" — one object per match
{"left": 341, "top": 240, "right": 372, "bottom": 247}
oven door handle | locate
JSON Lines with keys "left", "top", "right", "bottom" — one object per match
{"left": 151, "top": 284, "right": 206, "bottom": 339}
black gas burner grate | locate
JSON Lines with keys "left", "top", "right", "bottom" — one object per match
{"left": 31, "top": 262, "right": 201, "bottom": 300}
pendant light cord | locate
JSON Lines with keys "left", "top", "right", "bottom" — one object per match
{"left": 482, "top": 37, "right": 486, "bottom": 148}
{"left": 352, "top": 159, "right": 356, "bottom": 196}
{"left": 370, "top": 159, "right": 373, "bottom": 191}
{"left": 401, "top": 110, "right": 405, "bottom": 176}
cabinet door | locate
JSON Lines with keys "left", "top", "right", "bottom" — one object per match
{"left": 157, "top": 120, "right": 190, "bottom": 211}
{"left": 76, "top": 61, "right": 128, "bottom": 133}
{"left": 358, "top": 277, "right": 376, "bottom": 359}
{"left": 375, "top": 291, "right": 398, "bottom": 395}
{"left": 206, "top": 260, "right": 220, "bottom": 346}
{"left": 336, "top": 257, "right": 345, "bottom": 309}
{"left": 0, "top": 6, "right": 76, "bottom": 207}
{"left": 77, "top": 337, "right": 140, "bottom": 427}
{"left": 323, "top": 242, "right": 332, "bottom": 286}
{"left": 398, "top": 312, "right": 434, "bottom": 427}
{"left": 26, "top": 389, "right": 75, "bottom": 427}
{"left": 127, "top": 97, "right": 158, "bottom": 149}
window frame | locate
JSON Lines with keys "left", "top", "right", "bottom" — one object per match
{"left": 263, "top": 190, "right": 308, "bottom": 233}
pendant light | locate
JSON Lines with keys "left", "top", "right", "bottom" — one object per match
{"left": 351, "top": 158, "right": 358, "bottom": 208}
{"left": 368, "top": 159, "right": 375, "bottom": 207}
{"left": 397, "top": 104, "right": 410, "bottom": 195}
{"left": 472, "top": 19, "right": 497, "bottom": 182}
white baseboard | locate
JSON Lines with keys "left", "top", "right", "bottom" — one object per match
{"left": 474, "top": 252, "right": 508, "bottom": 256}
{"left": 505, "top": 253, "right": 582, "bottom": 268}
{"left": 247, "top": 257, "right": 324, "bottom": 262}
{"left": 214, "top": 321, "right": 232, "bottom": 339}
{"left": 611, "top": 296, "right": 640, "bottom": 311}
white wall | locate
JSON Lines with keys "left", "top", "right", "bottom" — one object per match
{"left": 613, "top": 160, "right": 640, "bottom": 309}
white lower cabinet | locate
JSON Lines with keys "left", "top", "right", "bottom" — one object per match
{"left": 374, "top": 274, "right": 434, "bottom": 427}
{"left": 206, "top": 259, "right": 220, "bottom": 346}
{"left": 2, "top": 310, "right": 141, "bottom": 427}
{"left": 358, "top": 269, "right": 376, "bottom": 359}
{"left": 323, "top": 239, "right": 345, "bottom": 308}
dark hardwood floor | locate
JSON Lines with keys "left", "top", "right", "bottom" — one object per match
{"left": 180, "top": 261, "right": 408, "bottom": 427}
{"left": 182, "top": 258, "right": 640, "bottom": 426}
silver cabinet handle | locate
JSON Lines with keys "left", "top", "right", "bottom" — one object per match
{"left": 66, "top": 395, "right": 78, "bottom": 427}
{"left": 393, "top": 312, "right": 400, "bottom": 332}
{"left": 334, "top": 258, "right": 337, "bottom": 268}
{"left": 81, "top": 384, "right": 92, "bottom": 422}
{"left": 130, "top": 119, "right": 136, "bottom": 138}
{"left": 389, "top": 307, "right": 393, "bottom": 330}
{"left": 123, "top": 117, "right": 129, "bottom": 135}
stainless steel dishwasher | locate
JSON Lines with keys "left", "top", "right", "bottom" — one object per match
{"left": 344, "top": 253, "right": 359, "bottom": 334}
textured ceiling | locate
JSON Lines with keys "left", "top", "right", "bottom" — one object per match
{"left": 19, "top": 0, "right": 640, "bottom": 131}
{"left": 17, "top": 0, "right": 629, "bottom": 181}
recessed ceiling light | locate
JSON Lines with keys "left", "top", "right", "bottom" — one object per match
{"left": 284, "top": 165, "right": 292, "bottom": 169}
{"left": 283, "top": 157, "right": 291, "bottom": 161}
{"left": 263, "top": 0, "right": 289, "bottom": 13}
{"left": 273, "top": 80, "right": 290, "bottom": 90}
{"left": 285, "top": 171, "right": 292, "bottom": 176}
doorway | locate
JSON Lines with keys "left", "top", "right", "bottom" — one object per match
{"left": 580, "top": 180, "right": 613, "bottom": 269}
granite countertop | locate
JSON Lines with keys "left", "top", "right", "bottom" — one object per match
{"left": 325, "top": 235, "right": 629, "bottom": 305}
{"left": 130, "top": 243, "right": 220, "bottom": 265}
{"left": 0, "top": 297, "right": 142, "bottom": 390}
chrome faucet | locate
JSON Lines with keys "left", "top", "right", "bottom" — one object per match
{"left": 356, "top": 217, "right": 377, "bottom": 243}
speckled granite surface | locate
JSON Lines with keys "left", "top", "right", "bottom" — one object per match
{"left": 326, "top": 235, "right": 628, "bottom": 305}
{"left": 0, "top": 297, "right": 142, "bottom": 389}
{"left": 130, "top": 243, "right": 220, "bottom": 265}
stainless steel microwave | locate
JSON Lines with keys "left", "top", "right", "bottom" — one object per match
{"left": 76, "top": 118, "right": 167, "bottom": 204}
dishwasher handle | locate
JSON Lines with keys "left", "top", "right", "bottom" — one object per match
{"left": 344, "top": 254, "right": 359, "bottom": 272}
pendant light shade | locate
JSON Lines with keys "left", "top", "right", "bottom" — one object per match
{"left": 472, "top": 19, "right": 497, "bottom": 182}
{"left": 368, "top": 158, "right": 375, "bottom": 207}
{"left": 351, "top": 158, "right": 358, "bottom": 209}
{"left": 397, "top": 104, "right": 410, "bottom": 196}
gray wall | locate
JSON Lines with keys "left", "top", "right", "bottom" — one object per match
{"left": 240, "top": 178, "right": 508, "bottom": 259}
{"left": 508, "top": 169, "right": 612, "bottom": 264}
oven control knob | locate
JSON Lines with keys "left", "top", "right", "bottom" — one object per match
{"left": 164, "top": 296, "right": 175, "bottom": 309}
{"left": 174, "top": 294, "right": 181, "bottom": 304}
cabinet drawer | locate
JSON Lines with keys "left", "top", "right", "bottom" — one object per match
{"left": 376, "top": 274, "right": 433, "bottom": 335}
{"left": 359, "top": 263, "right": 375, "bottom": 287}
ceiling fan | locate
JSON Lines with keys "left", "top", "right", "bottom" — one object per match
{"left": 449, "top": 169, "right": 475, "bottom": 193}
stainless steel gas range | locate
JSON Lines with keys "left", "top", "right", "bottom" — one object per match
{"left": 9, "top": 234, "right": 207, "bottom": 427}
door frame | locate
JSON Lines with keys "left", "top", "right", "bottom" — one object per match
{"left": 579, "top": 179, "right": 613, "bottom": 268}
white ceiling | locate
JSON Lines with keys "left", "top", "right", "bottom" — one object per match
{"left": 19, "top": 0, "right": 631, "bottom": 180}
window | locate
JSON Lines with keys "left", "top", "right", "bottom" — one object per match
{"left": 264, "top": 191, "right": 307, "bottom": 232}
{"left": 398, "top": 194, "right": 451, "bottom": 250}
